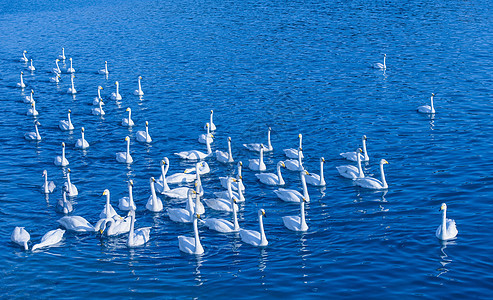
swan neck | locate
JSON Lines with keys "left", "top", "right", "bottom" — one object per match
{"left": 138, "top": 78, "right": 141, "bottom": 90}
{"left": 116, "top": 84, "right": 119, "bottom": 94}
{"left": 259, "top": 148, "right": 264, "bottom": 165}
{"left": 441, "top": 209, "right": 447, "bottom": 235}
{"left": 232, "top": 197, "right": 239, "bottom": 230}
{"left": 160, "top": 164, "right": 170, "bottom": 190}
{"left": 267, "top": 130, "right": 272, "bottom": 149}
{"left": 150, "top": 181, "right": 157, "bottom": 203}
{"left": 128, "top": 110, "right": 132, "bottom": 119}
{"left": 81, "top": 130, "right": 85, "bottom": 141}
{"left": 430, "top": 95, "right": 435, "bottom": 112}
{"left": 237, "top": 163, "right": 242, "bottom": 178}
{"left": 301, "top": 172, "right": 310, "bottom": 201}
{"left": 193, "top": 217, "right": 202, "bottom": 253}
{"left": 227, "top": 139, "right": 233, "bottom": 162}
{"left": 362, "top": 139, "right": 369, "bottom": 160}
{"left": 62, "top": 145, "right": 66, "bottom": 159}
{"left": 105, "top": 193, "right": 111, "bottom": 217}
{"left": 380, "top": 162, "right": 388, "bottom": 188}
{"left": 319, "top": 160, "right": 325, "bottom": 185}
{"left": 259, "top": 214, "right": 267, "bottom": 245}
{"left": 35, "top": 124, "right": 40, "bottom": 139}
{"left": 298, "top": 150, "right": 303, "bottom": 163}
{"left": 357, "top": 152, "right": 364, "bottom": 178}
{"left": 126, "top": 139, "right": 130, "bottom": 158}
{"left": 194, "top": 194, "right": 201, "bottom": 214}
{"left": 97, "top": 88, "right": 101, "bottom": 98}
{"left": 129, "top": 184, "right": 134, "bottom": 204}
{"left": 129, "top": 213, "right": 135, "bottom": 245}
{"left": 66, "top": 173, "right": 72, "bottom": 189}
{"left": 206, "top": 138, "right": 212, "bottom": 154}
{"left": 300, "top": 200, "right": 306, "bottom": 227}
{"left": 186, "top": 192, "right": 194, "bottom": 213}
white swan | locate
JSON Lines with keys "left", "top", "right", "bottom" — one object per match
{"left": 243, "top": 127, "right": 273, "bottom": 152}
{"left": 11, "top": 227, "right": 30, "bottom": 250}
{"left": 283, "top": 133, "right": 304, "bottom": 159}
{"left": 436, "top": 203, "right": 458, "bottom": 240}
{"left": 204, "top": 197, "right": 240, "bottom": 233}
{"left": 50, "top": 73, "right": 61, "bottom": 83}
{"left": 98, "top": 61, "right": 109, "bottom": 75}
{"left": 59, "top": 109, "right": 74, "bottom": 131}
{"left": 116, "top": 136, "right": 133, "bottom": 164}
{"left": 216, "top": 136, "right": 234, "bottom": 163}
{"left": 337, "top": 149, "right": 365, "bottom": 179}
{"left": 174, "top": 135, "right": 212, "bottom": 160}
{"left": 20, "top": 50, "right": 28, "bottom": 62}
{"left": 168, "top": 189, "right": 195, "bottom": 223}
{"left": 75, "top": 127, "right": 89, "bottom": 149}
{"left": 27, "top": 59, "right": 35, "bottom": 71}
{"left": 119, "top": 180, "right": 137, "bottom": 211}
{"left": 354, "top": 159, "right": 389, "bottom": 190}
{"left": 25, "top": 120, "right": 41, "bottom": 141}
{"left": 165, "top": 160, "right": 199, "bottom": 185}
{"left": 122, "top": 107, "right": 135, "bottom": 126}
{"left": 198, "top": 123, "right": 214, "bottom": 144}
{"left": 127, "top": 210, "right": 151, "bottom": 248}
{"left": 31, "top": 229, "right": 65, "bottom": 251}
{"left": 57, "top": 191, "right": 73, "bottom": 214}
{"left": 52, "top": 59, "right": 61, "bottom": 74}
{"left": 42, "top": 170, "right": 55, "bottom": 194}
{"left": 178, "top": 214, "right": 204, "bottom": 255}
{"left": 58, "top": 216, "right": 95, "bottom": 232}
{"left": 374, "top": 54, "right": 386, "bottom": 70}
{"left": 92, "top": 86, "right": 104, "bottom": 105}
{"left": 204, "top": 110, "right": 216, "bottom": 131}
{"left": 24, "top": 89, "right": 34, "bottom": 103}
{"left": 146, "top": 177, "right": 163, "bottom": 212}
{"left": 136, "top": 121, "right": 152, "bottom": 143}
{"left": 239, "top": 209, "right": 268, "bottom": 247}
{"left": 163, "top": 173, "right": 200, "bottom": 199}
{"left": 183, "top": 161, "right": 210, "bottom": 175}
{"left": 67, "top": 74, "right": 77, "bottom": 94}
{"left": 27, "top": 101, "right": 39, "bottom": 116}
{"left": 204, "top": 178, "right": 239, "bottom": 212}
{"left": 54, "top": 142, "right": 69, "bottom": 167}
{"left": 134, "top": 76, "right": 144, "bottom": 96}
{"left": 66, "top": 57, "right": 75, "bottom": 73}
{"left": 99, "top": 189, "right": 119, "bottom": 219}
{"left": 284, "top": 148, "right": 304, "bottom": 171}
{"left": 155, "top": 159, "right": 171, "bottom": 193}
{"left": 17, "top": 71, "right": 26, "bottom": 88}
{"left": 186, "top": 186, "right": 205, "bottom": 215}
{"left": 274, "top": 170, "right": 310, "bottom": 203}
{"left": 418, "top": 93, "right": 436, "bottom": 114}
{"left": 58, "top": 47, "right": 66, "bottom": 60}
{"left": 340, "top": 135, "right": 369, "bottom": 162}
{"left": 305, "top": 157, "right": 326, "bottom": 186}
{"left": 248, "top": 145, "right": 266, "bottom": 171}
{"left": 63, "top": 168, "right": 78, "bottom": 196}
{"left": 111, "top": 81, "right": 122, "bottom": 100}
{"left": 282, "top": 198, "right": 308, "bottom": 232}
{"left": 91, "top": 100, "right": 105, "bottom": 116}
{"left": 99, "top": 216, "right": 132, "bottom": 237}
{"left": 256, "top": 161, "right": 286, "bottom": 186}
{"left": 214, "top": 177, "right": 245, "bottom": 202}
{"left": 219, "top": 161, "right": 245, "bottom": 191}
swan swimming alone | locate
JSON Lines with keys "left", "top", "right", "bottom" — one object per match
{"left": 418, "top": 93, "right": 436, "bottom": 114}
{"left": 52, "top": 59, "right": 61, "bottom": 74}
{"left": 58, "top": 215, "right": 95, "bottom": 232}
{"left": 256, "top": 161, "right": 286, "bottom": 186}
{"left": 122, "top": 107, "right": 135, "bottom": 126}
{"left": 67, "top": 74, "right": 77, "bottom": 94}
{"left": 54, "top": 142, "right": 69, "bottom": 167}
{"left": 204, "top": 110, "right": 216, "bottom": 131}
{"left": 58, "top": 48, "right": 66, "bottom": 60}
{"left": 178, "top": 213, "right": 204, "bottom": 255}
{"left": 42, "top": 170, "right": 56, "bottom": 194}
{"left": 119, "top": 180, "right": 137, "bottom": 211}
{"left": 198, "top": 123, "right": 214, "bottom": 144}
{"left": 354, "top": 159, "right": 389, "bottom": 190}
{"left": 239, "top": 209, "right": 268, "bottom": 247}
{"left": 274, "top": 170, "right": 310, "bottom": 203}
{"left": 127, "top": 210, "right": 151, "bottom": 248}
{"left": 146, "top": 177, "right": 163, "bottom": 212}
{"left": 11, "top": 227, "right": 30, "bottom": 250}
{"left": 283, "top": 134, "right": 304, "bottom": 159}
{"left": 91, "top": 100, "right": 105, "bottom": 116}
{"left": 436, "top": 203, "right": 458, "bottom": 240}
{"left": 27, "top": 101, "right": 39, "bottom": 116}
{"left": 57, "top": 191, "right": 73, "bottom": 214}
{"left": 25, "top": 120, "right": 41, "bottom": 141}
{"left": 17, "top": 72, "right": 26, "bottom": 88}
{"left": 20, "top": 50, "right": 28, "bottom": 62}
{"left": 340, "top": 135, "right": 369, "bottom": 162}
{"left": 284, "top": 147, "right": 304, "bottom": 171}
{"left": 134, "top": 76, "right": 144, "bottom": 96}
{"left": 374, "top": 54, "right": 386, "bottom": 70}
{"left": 59, "top": 109, "right": 74, "bottom": 131}
{"left": 136, "top": 121, "right": 152, "bottom": 143}
{"left": 243, "top": 127, "right": 273, "bottom": 152}
{"left": 116, "top": 136, "right": 133, "bottom": 164}
{"left": 92, "top": 86, "right": 104, "bottom": 105}
{"left": 248, "top": 145, "right": 266, "bottom": 171}
{"left": 31, "top": 229, "right": 65, "bottom": 251}
{"left": 305, "top": 157, "right": 326, "bottom": 186}
{"left": 98, "top": 61, "right": 109, "bottom": 75}
{"left": 174, "top": 134, "right": 213, "bottom": 160}
{"left": 63, "top": 168, "right": 78, "bottom": 197}
{"left": 27, "top": 59, "right": 35, "bottom": 71}
{"left": 75, "top": 127, "right": 90, "bottom": 149}
{"left": 336, "top": 149, "right": 365, "bottom": 180}
{"left": 111, "top": 81, "right": 122, "bottom": 100}
{"left": 216, "top": 137, "right": 234, "bottom": 163}
{"left": 66, "top": 57, "right": 75, "bottom": 73}
{"left": 282, "top": 197, "right": 308, "bottom": 232}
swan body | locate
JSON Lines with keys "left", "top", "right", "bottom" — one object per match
{"left": 27, "top": 101, "right": 39, "bottom": 116}
{"left": 337, "top": 149, "right": 365, "bottom": 179}
{"left": 282, "top": 198, "right": 308, "bottom": 232}
{"left": 66, "top": 57, "right": 75, "bottom": 73}
{"left": 186, "top": 187, "right": 205, "bottom": 215}
{"left": 183, "top": 161, "right": 210, "bottom": 175}
{"left": 98, "top": 61, "right": 109, "bottom": 75}
{"left": 58, "top": 48, "right": 66, "bottom": 60}
{"left": 92, "top": 86, "right": 104, "bottom": 105}
{"left": 240, "top": 209, "right": 268, "bottom": 247}
{"left": 284, "top": 148, "right": 304, "bottom": 171}
{"left": 20, "top": 50, "right": 28, "bottom": 62}
{"left": 99, "top": 189, "right": 119, "bottom": 220}
{"left": 98, "top": 216, "right": 132, "bottom": 236}
{"left": 116, "top": 136, "right": 133, "bottom": 164}
{"left": 17, "top": 72, "right": 26, "bottom": 88}
{"left": 25, "top": 121, "right": 41, "bottom": 141}
{"left": 174, "top": 135, "right": 212, "bottom": 160}
{"left": 50, "top": 74, "right": 61, "bottom": 83}
{"left": 243, "top": 127, "right": 273, "bottom": 152}
{"left": 11, "top": 227, "right": 30, "bottom": 250}
{"left": 418, "top": 93, "right": 436, "bottom": 114}
{"left": 122, "top": 107, "right": 135, "bottom": 126}
{"left": 127, "top": 210, "right": 151, "bottom": 248}
{"left": 63, "top": 169, "right": 78, "bottom": 196}
{"left": 216, "top": 137, "right": 234, "bottom": 163}
{"left": 256, "top": 161, "right": 286, "bottom": 186}
{"left": 340, "top": 135, "right": 369, "bottom": 162}
{"left": 67, "top": 74, "right": 77, "bottom": 94}
{"left": 436, "top": 203, "right": 458, "bottom": 240}
{"left": 91, "top": 100, "right": 105, "bottom": 116}
{"left": 27, "top": 59, "right": 35, "bottom": 71}
{"left": 248, "top": 146, "right": 266, "bottom": 171}
{"left": 354, "top": 159, "right": 389, "bottom": 190}
{"left": 75, "top": 127, "right": 89, "bottom": 149}
{"left": 168, "top": 189, "right": 195, "bottom": 223}
{"left": 219, "top": 161, "right": 245, "bottom": 191}
{"left": 42, "top": 170, "right": 55, "bottom": 193}
{"left": 374, "top": 54, "right": 386, "bottom": 69}
{"left": 163, "top": 186, "right": 194, "bottom": 199}
{"left": 146, "top": 177, "right": 163, "bottom": 212}
{"left": 204, "top": 178, "right": 239, "bottom": 212}
{"left": 119, "top": 180, "right": 137, "bottom": 211}
{"left": 111, "top": 81, "right": 122, "bottom": 100}
{"left": 54, "top": 142, "right": 69, "bottom": 167}
{"left": 134, "top": 76, "right": 144, "bottom": 95}
{"left": 204, "top": 197, "right": 239, "bottom": 233}
{"left": 305, "top": 157, "right": 326, "bottom": 186}
{"left": 136, "top": 121, "right": 152, "bottom": 143}
{"left": 59, "top": 109, "right": 74, "bottom": 131}
{"left": 155, "top": 158, "right": 171, "bottom": 193}
{"left": 24, "top": 89, "right": 34, "bottom": 103}
{"left": 198, "top": 123, "right": 214, "bottom": 144}
{"left": 32, "top": 229, "right": 65, "bottom": 251}
{"left": 204, "top": 110, "right": 216, "bottom": 131}
{"left": 52, "top": 59, "right": 61, "bottom": 74}
{"left": 214, "top": 181, "right": 245, "bottom": 203}
{"left": 284, "top": 134, "right": 304, "bottom": 159}
{"left": 274, "top": 170, "right": 310, "bottom": 203}
{"left": 178, "top": 213, "right": 204, "bottom": 255}
{"left": 57, "top": 191, "right": 73, "bottom": 214}
{"left": 58, "top": 216, "right": 95, "bottom": 232}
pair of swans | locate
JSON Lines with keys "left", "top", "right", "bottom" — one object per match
{"left": 25, "top": 120, "right": 41, "bottom": 141}
{"left": 274, "top": 170, "right": 310, "bottom": 203}
{"left": 284, "top": 148, "right": 304, "bottom": 171}
{"left": 256, "top": 161, "right": 286, "bottom": 186}
{"left": 198, "top": 123, "right": 214, "bottom": 144}
{"left": 54, "top": 142, "right": 69, "bottom": 167}
{"left": 248, "top": 145, "right": 266, "bottom": 171}
{"left": 175, "top": 134, "right": 213, "bottom": 160}
{"left": 337, "top": 149, "right": 365, "bottom": 179}
{"left": 204, "top": 194, "right": 240, "bottom": 233}
{"left": 354, "top": 159, "right": 389, "bottom": 190}
{"left": 136, "top": 121, "right": 152, "bottom": 143}
{"left": 96, "top": 190, "right": 132, "bottom": 237}
{"left": 42, "top": 170, "right": 56, "bottom": 193}
{"left": 204, "top": 177, "right": 239, "bottom": 212}
{"left": 67, "top": 74, "right": 77, "bottom": 94}
{"left": 122, "top": 107, "right": 135, "bottom": 126}
{"left": 59, "top": 109, "right": 74, "bottom": 131}
{"left": 11, "top": 227, "right": 66, "bottom": 251}
{"left": 17, "top": 72, "right": 26, "bottom": 88}
{"left": 119, "top": 180, "right": 137, "bottom": 211}
{"left": 216, "top": 136, "right": 234, "bottom": 163}
{"left": 93, "top": 86, "right": 104, "bottom": 105}
{"left": 63, "top": 168, "right": 78, "bottom": 196}
{"left": 168, "top": 189, "right": 204, "bottom": 223}
{"left": 75, "top": 127, "right": 89, "bottom": 149}
{"left": 27, "top": 59, "right": 35, "bottom": 71}
{"left": 240, "top": 209, "right": 268, "bottom": 247}
{"left": 116, "top": 136, "right": 133, "bottom": 164}
{"left": 284, "top": 134, "right": 304, "bottom": 159}
{"left": 340, "top": 135, "right": 369, "bottom": 162}
{"left": 134, "top": 76, "right": 144, "bottom": 96}
{"left": 98, "top": 61, "right": 109, "bottom": 75}
{"left": 243, "top": 127, "right": 273, "bottom": 152}
{"left": 418, "top": 93, "right": 435, "bottom": 114}
{"left": 219, "top": 161, "right": 245, "bottom": 191}
{"left": 436, "top": 203, "right": 458, "bottom": 240}
{"left": 111, "top": 81, "right": 122, "bottom": 100}
{"left": 27, "top": 101, "right": 38, "bottom": 116}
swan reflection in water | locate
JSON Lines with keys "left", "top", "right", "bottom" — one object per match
{"left": 258, "top": 248, "right": 268, "bottom": 273}
{"left": 437, "top": 239, "right": 456, "bottom": 278}
{"left": 194, "top": 254, "right": 204, "bottom": 286}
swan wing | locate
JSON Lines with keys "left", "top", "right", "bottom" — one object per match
{"left": 274, "top": 188, "right": 303, "bottom": 202}
{"left": 255, "top": 173, "right": 279, "bottom": 185}
{"left": 239, "top": 229, "right": 261, "bottom": 246}
{"left": 285, "top": 160, "right": 303, "bottom": 171}
{"left": 167, "top": 208, "right": 192, "bottom": 223}
{"left": 354, "top": 177, "right": 385, "bottom": 189}
{"left": 282, "top": 216, "right": 302, "bottom": 231}
{"left": 178, "top": 236, "right": 195, "bottom": 254}
{"left": 204, "top": 218, "right": 235, "bottom": 233}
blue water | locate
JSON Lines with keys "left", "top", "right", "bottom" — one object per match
{"left": 1, "top": 0, "right": 493, "bottom": 298}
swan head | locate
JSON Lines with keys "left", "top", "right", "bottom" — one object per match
{"left": 69, "top": 57, "right": 72, "bottom": 61}
{"left": 67, "top": 168, "right": 71, "bottom": 173}
{"left": 102, "top": 189, "right": 110, "bottom": 196}
{"left": 151, "top": 177, "right": 156, "bottom": 183}
{"left": 299, "top": 133, "right": 302, "bottom": 138}
{"left": 42, "top": 170, "right": 47, "bottom": 176}
{"left": 239, "top": 161, "right": 243, "bottom": 167}
{"left": 279, "top": 161, "right": 286, "bottom": 168}
{"left": 129, "top": 179, "right": 134, "bottom": 186}
{"left": 23, "top": 50, "right": 27, "bottom": 53}
{"left": 62, "top": 142, "right": 66, "bottom": 147}
{"left": 115, "top": 81, "right": 119, "bottom": 85}
{"left": 384, "top": 54, "right": 386, "bottom": 57}
{"left": 125, "top": 136, "right": 130, "bottom": 142}
{"left": 104, "top": 61, "right": 107, "bottom": 64}
{"left": 139, "top": 76, "right": 142, "bottom": 79}
{"left": 68, "top": 109, "right": 71, "bottom": 114}
{"left": 99, "top": 86, "right": 103, "bottom": 90}
{"left": 302, "top": 197, "right": 307, "bottom": 203}
{"left": 145, "top": 121, "right": 148, "bottom": 126}
{"left": 320, "top": 157, "right": 325, "bottom": 163}
{"left": 210, "top": 110, "right": 213, "bottom": 114}
{"left": 21, "top": 71, "right": 23, "bottom": 75}
{"left": 205, "top": 123, "right": 209, "bottom": 128}
{"left": 380, "top": 159, "right": 389, "bottom": 165}
{"left": 126, "top": 107, "right": 131, "bottom": 112}
{"left": 259, "top": 209, "right": 266, "bottom": 218}
{"left": 228, "top": 137, "right": 231, "bottom": 142}
{"left": 56, "top": 59, "right": 59, "bottom": 62}
{"left": 299, "top": 147, "right": 303, "bottom": 151}
{"left": 34, "top": 120, "right": 40, "bottom": 125}
{"left": 31, "top": 89, "right": 34, "bottom": 94}
{"left": 431, "top": 93, "right": 435, "bottom": 97}
{"left": 363, "top": 135, "right": 367, "bottom": 140}
{"left": 31, "top": 102, "right": 35, "bottom": 107}
{"left": 268, "top": 127, "right": 271, "bottom": 131}
{"left": 439, "top": 203, "right": 447, "bottom": 211}
{"left": 81, "top": 127, "right": 85, "bottom": 132}
{"left": 161, "top": 159, "right": 166, "bottom": 166}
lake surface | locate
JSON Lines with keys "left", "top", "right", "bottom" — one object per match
{"left": 1, "top": 0, "right": 492, "bottom": 298}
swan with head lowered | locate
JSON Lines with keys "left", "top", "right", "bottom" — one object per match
{"left": 92, "top": 86, "right": 104, "bottom": 105}
{"left": 256, "top": 161, "right": 286, "bottom": 186}
{"left": 75, "top": 127, "right": 89, "bottom": 149}
{"left": 17, "top": 72, "right": 26, "bottom": 88}
{"left": 220, "top": 161, "right": 245, "bottom": 191}
{"left": 27, "top": 59, "right": 35, "bottom": 71}
{"left": 204, "top": 110, "right": 216, "bottom": 131}
{"left": 27, "top": 101, "right": 39, "bottom": 116}
{"left": 216, "top": 136, "right": 234, "bottom": 163}
{"left": 98, "top": 61, "right": 109, "bottom": 75}
{"left": 20, "top": 50, "right": 28, "bottom": 62}
{"left": 283, "top": 197, "right": 308, "bottom": 232}
{"left": 204, "top": 178, "right": 239, "bottom": 212}
{"left": 340, "top": 135, "right": 369, "bottom": 162}
{"left": 436, "top": 203, "right": 458, "bottom": 240}
{"left": 184, "top": 161, "right": 210, "bottom": 176}
{"left": 136, "top": 121, "right": 152, "bottom": 143}
{"left": 354, "top": 159, "right": 389, "bottom": 190}
{"left": 42, "top": 170, "right": 55, "bottom": 194}
{"left": 167, "top": 189, "right": 196, "bottom": 223}
{"left": 11, "top": 227, "right": 30, "bottom": 250}
{"left": 243, "top": 127, "right": 273, "bottom": 152}
{"left": 63, "top": 168, "right": 78, "bottom": 196}
{"left": 174, "top": 134, "right": 213, "bottom": 160}
{"left": 198, "top": 123, "right": 214, "bottom": 144}
{"left": 305, "top": 157, "right": 326, "bottom": 186}
{"left": 24, "top": 89, "right": 34, "bottom": 103}
{"left": 418, "top": 93, "right": 436, "bottom": 114}
{"left": 204, "top": 197, "right": 240, "bottom": 233}
{"left": 54, "top": 142, "right": 69, "bottom": 167}
{"left": 67, "top": 74, "right": 77, "bottom": 94}
{"left": 146, "top": 177, "right": 163, "bottom": 212}
{"left": 91, "top": 100, "right": 105, "bottom": 116}
{"left": 31, "top": 229, "right": 65, "bottom": 251}
{"left": 116, "top": 136, "right": 133, "bottom": 164}
{"left": 240, "top": 209, "right": 268, "bottom": 247}
{"left": 57, "top": 191, "right": 73, "bottom": 214}
{"left": 58, "top": 215, "right": 95, "bottom": 232}
{"left": 337, "top": 149, "right": 365, "bottom": 179}
{"left": 127, "top": 210, "right": 151, "bottom": 248}
{"left": 119, "top": 180, "right": 137, "bottom": 211}
{"left": 284, "top": 148, "right": 304, "bottom": 171}
{"left": 111, "top": 81, "right": 122, "bottom": 100}
{"left": 374, "top": 54, "right": 386, "bottom": 70}
{"left": 66, "top": 57, "right": 75, "bottom": 73}
{"left": 25, "top": 120, "right": 41, "bottom": 141}
{"left": 284, "top": 134, "right": 304, "bottom": 159}
{"left": 122, "top": 107, "right": 134, "bottom": 126}
{"left": 274, "top": 170, "right": 311, "bottom": 203}
{"left": 248, "top": 145, "right": 266, "bottom": 171}
{"left": 178, "top": 213, "right": 204, "bottom": 255}
{"left": 134, "top": 76, "right": 144, "bottom": 96}
{"left": 59, "top": 109, "right": 74, "bottom": 131}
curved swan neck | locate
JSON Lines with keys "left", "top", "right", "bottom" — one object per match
{"left": 160, "top": 164, "right": 170, "bottom": 190}
{"left": 259, "top": 213, "right": 267, "bottom": 245}
{"left": 66, "top": 173, "right": 71, "bottom": 189}
{"left": 145, "top": 124, "right": 149, "bottom": 137}
{"left": 383, "top": 55, "right": 386, "bottom": 68}
{"left": 150, "top": 180, "right": 157, "bottom": 201}
{"left": 70, "top": 76, "right": 74, "bottom": 88}
{"left": 104, "top": 62, "right": 108, "bottom": 72}
{"left": 35, "top": 124, "right": 40, "bottom": 139}
{"left": 380, "top": 162, "right": 388, "bottom": 188}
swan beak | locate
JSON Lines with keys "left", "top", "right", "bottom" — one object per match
{"left": 363, "top": 135, "right": 367, "bottom": 140}
{"left": 239, "top": 176, "right": 242, "bottom": 180}
{"left": 67, "top": 168, "right": 71, "bottom": 173}
{"left": 184, "top": 170, "right": 189, "bottom": 174}
{"left": 211, "top": 134, "right": 214, "bottom": 138}
{"left": 161, "top": 159, "right": 166, "bottom": 165}
{"left": 262, "top": 211, "right": 267, "bottom": 217}
{"left": 126, "top": 108, "right": 130, "bottom": 111}
{"left": 383, "top": 160, "right": 389, "bottom": 164}
{"left": 81, "top": 127, "right": 85, "bottom": 132}
{"left": 359, "top": 148, "right": 363, "bottom": 153}
{"left": 99, "top": 229, "right": 103, "bottom": 234}
{"left": 233, "top": 199, "right": 237, "bottom": 204}
{"left": 281, "top": 162, "right": 286, "bottom": 167}
{"left": 152, "top": 177, "right": 156, "bottom": 182}
{"left": 129, "top": 180, "right": 134, "bottom": 186}
{"left": 239, "top": 161, "right": 243, "bottom": 166}
{"left": 197, "top": 214, "right": 201, "bottom": 219}
{"left": 302, "top": 197, "right": 307, "bottom": 203}
{"left": 145, "top": 121, "right": 149, "bottom": 126}
{"left": 232, "top": 178, "right": 237, "bottom": 182}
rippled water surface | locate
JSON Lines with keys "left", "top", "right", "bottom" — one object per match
{"left": 1, "top": 0, "right": 492, "bottom": 298}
